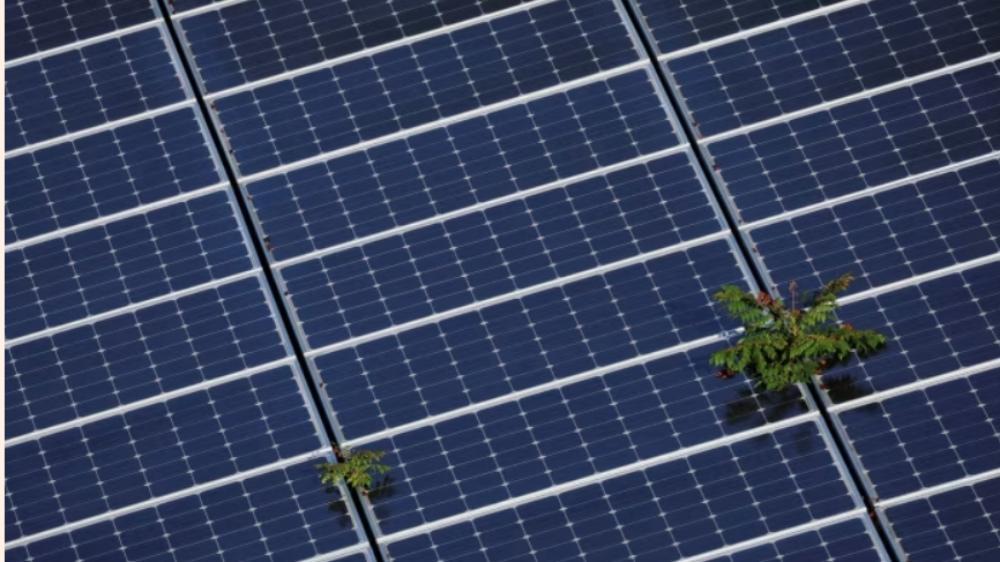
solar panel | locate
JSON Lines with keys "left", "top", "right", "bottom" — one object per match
{"left": 5, "top": 275, "right": 290, "bottom": 439}
{"left": 837, "top": 367, "right": 1000, "bottom": 500}
{"left": 386, "top": 421, "right": 857, "bottom": 561}
{"left": 883, "top": 475, "right": 1000, "bottom": 562}
{"left": 820, "top": 259, "right": 1000, "bottom": 397}
{"left": 665, "top": 0, "right": 1000, "bottom": 136}
{"left": 5, "top": 189, "right": 257, "bottom": 339}
{"left": 5, "top": 107, "right": 223, "bottom": 244}
{"left": 4, "top": 460, "right": 366, "bottom": 562}
{"left": 362, "top": 342, "right": 808, "bottom": 534}
{"left": 245, "top": 66, "right": 681, "bottom": 260}
{"left": 178, "top": 0, "right": 538, "bottom": 92}
{"left": 747, "top": 158, "right": 1000, "bottom": 295}
{"left": 5, "top": 25, "right": 188, "bottom": 150}
{"left": 5, "top": 0, "right": 158, "bottom": 61}
{"left": 5, "top": 363, "right": 323, "bottom": 539}
{"left": 313, "top": 237, "right": 750, "bottom": 437}
{"left": 707, "top": 59, "right": 1000, "bottom": 223}
{"left": 8, "top": 0, "right": 1000, "bottom": 560}
{"left": 279, "top": 151, "right": 726, "bottom": 345}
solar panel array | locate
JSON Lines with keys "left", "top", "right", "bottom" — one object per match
{"left": 5, "top": 1, "right": 998, "bottom": 561}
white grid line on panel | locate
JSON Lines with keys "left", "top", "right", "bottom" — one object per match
{"left": 237, "top": 60, "right": 651, "bottom": 183}
{"left": 3, "top": 357, "right": 298, "bottom": 448}
{"left": 169, "top": 0, "right": 251, "bottom": 19}
{"left": 377, "top": 414, "right": 822, "bottom": 542}
{"left": 4, "top": 17, "right": 164, "bottom": 67}
{"left": 302, "top": 230, "right": 733, "bottom": 357}
{"left": 700, "top": 51, "right": 1000, "bottom": 145}
{"left": 198, "top": 0, "right": 562, "bottom": 100}
{"left": 878, "top": 467, "right": 1000, "bottom": 509}
{"left": 839, "top": 253, "right": 1000, "bottom": 306}
{"left": 655, "top": 0, "right": 874, "bottom": 61}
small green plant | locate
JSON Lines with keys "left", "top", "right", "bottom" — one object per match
{"left": 710, "top": 273, "right": 886, "bottom": 391}
{"left": 318, "top": 446, "right": 390, "bottom": 496}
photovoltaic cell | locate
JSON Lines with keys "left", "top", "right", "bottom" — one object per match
{"left": 667, "top": 0, "right": 1000, "bottom": 136}
{"left": 706, "top": 517, "right": 884, "bottom": 562}
{"left": 213, "top": 0, "right": 639, "bottom": 175}
{"left": 821, "top": 259, "right": 1000, "bottom": 399}
{"left": 884, "top": 476, "right": 1000, "bottom": 562}
{"left": 4, "top": 364, "right": 322, "bottom": 540}
{"left": 280, "top": 152, "right": 724, "bottom": 344}
{"left": 709, "top": 59, "right": 1000, "bottom": 223}
{"left": 749, "top": 159, "right": 1000, "bottom": 296}
{"left": 4, "top": 276, "right": 289, "bottom": 440}
{"left": 5, "top": 27, "right": 188, "bottom": 150}
{"left": 4, "top": 460, "right": 363, "bottom": 562}
{"left": 365, "top": 343, "right": 807, "bottom": 533}
{"left": 5, "top": 190, "right": 256, "bottom": 339}
{"left": 387, "top": 422, "right": 855, "bottom": 561}
{"left": 5, "top": 0, "right": 157, "bottom": 60}
{"left": 839, "top": 368, "right": 1000, "bottom": 500}
{"left": 246, "top": 68, "right": 679, "bottom": 255}
{"left": 630, "top": 0, "right": 851, "bottom": 55}
{"left": 179, "top": 0, "right": 535, "bottom": 92}
{"left": 5, "top": 107, "right": 222, "bottom": 244}
{"left": 315, "top": 238, "right": 749, "bottom": 439}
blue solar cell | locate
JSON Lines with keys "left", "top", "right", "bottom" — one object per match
{"left": 365, "top": 343, "right": 807, "bottom": 533}
{"left": 280, "top": 152, "right": 725, "bottom": 344}
{"left": 749, "top": 159, "right": 1000, "bottom": 296}
{"left": 839, "top": 368, "right": 1000, "bottom": 500}
{"left": 246, "top": 68, "right": 679, "bottom": 256}
{"left": 629, "top": 0, "right": 851, "bottom": 55}
{"left": 5, "top": 107, "right": 222, "bottom": 244}
{"left": 709, "top": 59, "right": 1000, "bottom": 223}
{"left": 4, "top": 364, "right": 322, "bottom": 540}
{"left": 5, "top": 190, "right": 256, "bottom": 340}
{"left": 5, "top": 276, "right": 289, "bottom": 439}
{"left": 5, "top": 460, "right": 362, "bottom": 562}
{"left": 708, "top": 518, "right": 883, "bottom": 562}
{"left": 885, "top": 476, "right": 1000, "bottom": 562}
{"left": 667, "top": 0, "right": 1000, "bottom": 136}
{"left": 387, "top": 421, "right": 855, "bottom": 561}
{"left": 314, "top": 238, "right": 749, "bottom": 439}
{"left": 180, "top": 0, "right": 535, "bottom": 92}
{"left": 821, "top": 260, "right": 1000, "bottom": 399}
{"left": 213, "top": 0, "right": 640, "bottom": 175}
{"left": 5, "top": 27, "right": 188, "bottom": 150}
{"left": 5, "top": 0, "right": 157, "bottom": 61}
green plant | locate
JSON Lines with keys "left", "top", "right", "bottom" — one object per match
{"left": 318, "top": 446, "right": 390, "bottom": 495}
{"left": 710, "top": 273, "right": 886, "bottom": 391}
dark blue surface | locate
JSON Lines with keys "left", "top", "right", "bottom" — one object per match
{"left": 709, "top": 59, "right": 1000, "bottom": 223}
{"left": 5, "top": 107, "right": 221, "bottom": 244}
{"left": 822, "top": 260, "right": 1000, "bottom": 399}
{"left": 4, "top": 460, "right": 362, "bottom": 562}
{"left": 708, "top": 518, "right": 883, "bottom": 562}
{"left": 5, "top": 190, "right": 255, "bottom": 339}
{"left": 885, "top": 476, "right": 1000, "bottom": 562}
{"left": 247, "top": 68, "right": 679, "bottom": 259}
{"left": 5, "top": 0, "right": 157, "bottom": 60}
{"left": 387, "top": 422, "right": 855, "bottom": 561}
{"left": 181, "top": 0, "right": 534, "bottom": 91}
{"left": 5, "top": 365, "right": 321, "bottom": 540}
{"left": 367, "top": 343, "right": 807, "bottom": 533}
{"left": 5, "top": 276, "right": 289, "bottom": 439}
{"left": 5, "top": 27, "right": 187, "bottom": 150}
{"left": 214, "top": 0, "right": 639, "bottom": 175}
{"left": 315, "top": 238, "right": 748, "bottom": 438}
{"left": 750, "top": 159, "right": 1000, "bottom": 296}
{"left": 667, "top": 0, "right": 1000, "bottom": 136}
{"left": 281, "top": 152, "right": 724, "bottom": 345}
{"left": 630, "top": 0, "right": 850, "bottom": 55}
{"left": 839, "top": 368, "right": 1000, "bottom": 500}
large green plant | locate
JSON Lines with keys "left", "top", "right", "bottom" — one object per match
{"left": 318, "top": 446, "right": 390, "bottom": 496}
{"left": 711, "top": 273, "right": 886, "bottom": 391}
